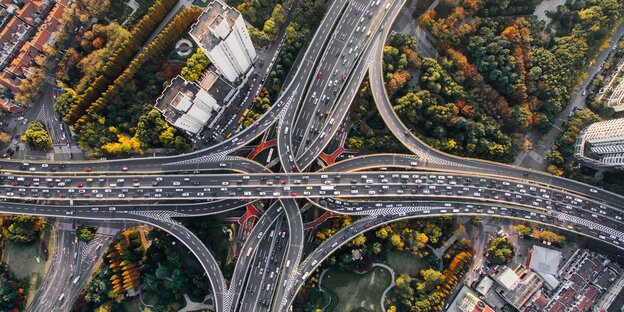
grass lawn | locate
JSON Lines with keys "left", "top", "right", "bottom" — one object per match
{"left": 2, "top": 224, "right": 52, "bottom": 306}
{"left": 320, "top": 266, "right": 392, "bottom": 312}
{"left": 306, "top": 288, "right": 330, "bottom": 310}
{"left": 384, "top": 245, "right": 429, "bottom": 277}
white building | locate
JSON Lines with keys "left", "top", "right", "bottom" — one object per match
{"left": 574, "top": 118, "right": 624, "bottom": 170}
{"left": 190, "top": 0, "right": 257, "bottom": 83}
{"left": 155, "top": 75, "right": 233, "bottom": 135}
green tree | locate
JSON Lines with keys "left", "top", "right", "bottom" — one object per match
{"left": 6, "top": 215, "right": 42, "bottom": 244}
{"left": 180, "top": 48, "right": 211, "bottom": 82}
{"left": 78, "top": 226, "right": 96, "bottom": 242}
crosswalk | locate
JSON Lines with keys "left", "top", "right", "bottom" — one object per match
{"left": 165, "top": 151, "right": 232, "bottom": 166}
{"left": 552, "top": 211, "right": 624, "bottom": 240}
{"left": 127, "top": 210, "right": 190, "bottom": 223}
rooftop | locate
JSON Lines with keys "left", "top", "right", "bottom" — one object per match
{"left": 189, "top": 0, "right": 241, "bottom": 51}
{"left": 495, "top": 267, "right": 519, "bottom": 291}
{"left": 529, "top": 245, "right": 562, "bottom": 275}
{"left": 156, "top": 76, "right": 202, "bottom": 124}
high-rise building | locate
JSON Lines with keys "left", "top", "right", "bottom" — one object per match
{"left": 155, "top": 75, "right": 234, "bottom": 135}
{"left": 190, "top": 0, "right": 257, "bottom": 83}
{"left": 574, "top": 118, "right": 624, "bottom": 170}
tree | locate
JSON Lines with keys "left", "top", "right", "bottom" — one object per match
{"left": 21, "top": 120, "right": 51, "bottom": 150}
{"left": 514, "top": 224, "right": 532, "bottom": 237}
{"left": 0, "top": 132, "right": 11, "bottom": 144}
{"left": 390, "top": 234, "right": 405, "bottom": 250}
{"left": 351, "top": 234, "right": 366, "bottom": 247}
{"left": 418, "top": 268, "right": 444, "bottom": 292}
{"left": 180, "top": 48, "right": 211, "bottom": 82}
{"left": 488, "top": 237, "right": 513, "bottom": 264}
{"left": 6, "top": 215, "right": 42, "bottom": 244}
{"left": 78, "top": 226, "right": 96, "bottom": 242}
{"left": 372, "top": 242, "right": 382, "bottom": 255}
{"left": 248, "top": 26, "right": 270, "bottom": 47}
{"left": 538, "top": 230, "right": 565, "bottom": 245}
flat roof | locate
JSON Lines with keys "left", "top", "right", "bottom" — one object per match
{"left": 189, "top": 0, "right": 241, "bottom": 51}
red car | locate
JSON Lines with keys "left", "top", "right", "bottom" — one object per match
{"left": 280, "top": 179, "right": 287, "bottom": 184}
{"left": 76, "top": 183, "right": 84, "bottom": 188}
{"left": 10, "top": 181, "right": 18, "bottom": 186}
{"left": 290, "top": 192, "right": 297, "bottom": 197}
{"left": 121, "top": 166, "right": 129, "bottom": 171}
{"left": 317, "top": 71, "right": 322, "bottom": 79}
{"left": 84, "top": 167, "right": 92, "bottom": 172}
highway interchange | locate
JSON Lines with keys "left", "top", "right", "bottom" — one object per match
{"left": 3, "top": 0, "right": 624, "bottom": 311}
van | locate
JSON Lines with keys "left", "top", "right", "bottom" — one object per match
{"left": 284, "top": 127, "right": 289, "bottom": 135}
{"left": 348, "top": 48, "right": 353, "bottom": 54}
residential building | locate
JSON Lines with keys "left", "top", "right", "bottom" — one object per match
{"left": 0, "top": 0, "right": 69, "bottom": 96}
{"left": 155, "top": 75, "right": 233, "bottom": 135}
{"left": 189, "top": 0, "right": 256, "bottom": 83}
{"left": 574, "top": 118, "right": 624, "bottom": 170}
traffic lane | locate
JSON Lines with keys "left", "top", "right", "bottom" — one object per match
{"left": 255, "top": 221, "right": 289, "bottom": 312}
{"left": 278, "top": 0, "right": 357, "bottom": 172}
{"left": 297, "top": 1, "right": 383, "bottom": 156}
{"left": 4, "top": 172, "right": 622, "bottom": 226}
{"left": 0, "top": 199, "right": 251, "bottom": 216}
{"left": 228, "top": 201, "right": 284, "bottom": 311}
{"left": 321, "top": 197, "right": 624, "bottom": 247}
{"left": 273, "top": 198, "right": 304, "bottom": 312}
{"left": 295, "top": 0, "right": 404, "bottom": 169}
{"left": 240, "top": 220, "right": 278, "bottom": 312}
{"left": 293, "top": 0, "right": 377, "bottom": 152}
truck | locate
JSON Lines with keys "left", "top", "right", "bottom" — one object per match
{"left": 320, "top": 185, "right": 335, "bottom": 191}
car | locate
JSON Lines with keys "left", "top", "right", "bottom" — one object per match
{"left": 84, "top": 167, "right": 92, "bottom": 172}
{"left": 290, "top": 192, "right": 297, "bottom": 196}
{"left": 121, "top": 166, "right": 128, "bottom": 171}
{"left": 118, "top": 194, "right": 125, "bottom": 198}
{"left": 76, "top": 183, "right": 84, "bottom": 188}
{"left": 317, "top": 71, "right": 322, "bottom": 79}
{"left": 590, "top": 188, "right": 598, "bottom": 193}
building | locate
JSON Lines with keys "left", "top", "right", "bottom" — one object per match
{"left": 0, "top": 0, "right": 68, "bottom": 99}
{"left": 447, "top": 286, "right": 495, "bottom": 312}
{"left": 494, "top": 267, "right": 543, "bottom": 309}
{"left": 155, "top": 75, "right": 234, "bottom": 135}
{"left": 189, "top": 0, "right": 256, "bottom": 83}
{"left": 529, "top": 245, "right": 562, "bottom": 276}
{"left": 574, "top": 118, "right": 624, "bottom": 170}
{"left": 494, "top": 267, "right": 519, "bottom": 291}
